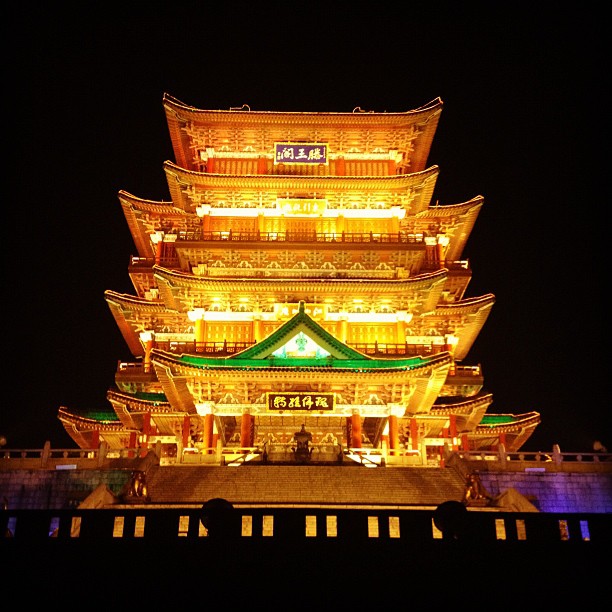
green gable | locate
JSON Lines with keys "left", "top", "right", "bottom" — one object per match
{"left": 175, "top": 302, "right": 449, "bottom": 371}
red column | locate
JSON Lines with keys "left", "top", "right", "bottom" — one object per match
{"left": 436, "top": 242, "right": 445, "bottom": 268}
{"left": 207, "top": 158, "right": 215, "bottom": 173}
{"left": 351, "top": 414, "right": 362, "bottom": 448}
{"left": 128, "top": 431, "right": 137, "bottom": 458}
{"left": 154, "top": 240, "right": 163, "bottom": 265}
{"left": 141, "top": 412, "right": 151, "bottom": 452}
{"left": 182, "top": 416, "right": 191, "bottom": 448}
{"left": 241, "top": 413, "right": 252, "bottom": 447}
{"left": 388, "top": 415, "right": 399, "bottom": 454}
{"left": 336, "top": 156, "right": 345, "bottom": 175}
{"left": 202, "top": 213, "right": 211, "bottom": 233}
{"left": 91, "top": 430, "right": 100, "bottom": 449}
{"left": 410, "top": 418, "right": 419, "bottom": 451}
{"left": 257, "top": 157, "right": 267, "bottom": 174}
{"left": 203, "top": 413, "right": 214, "bottom": 453}
{"left": 449, "top": 414, "right": 458, "bottom": 451}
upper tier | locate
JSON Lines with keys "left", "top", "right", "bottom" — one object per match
{"left": 163, "top": 94, "right": 443, "bottom": 175}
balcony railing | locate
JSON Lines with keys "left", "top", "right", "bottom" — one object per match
{"left": 176, "top": 230, "right": 427, "bottom": 244}
{"left": 119, "top": 341, "right": 473, "bottom": 360}
{"left": 2, "top": 443, "right": 610, "bottom": 472}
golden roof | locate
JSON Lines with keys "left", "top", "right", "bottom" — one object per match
{"left": 163, "top": 161, "right": 439, "bottom": 214}
{"left": 163, "top": 93, "right": 443, "bottom": 173}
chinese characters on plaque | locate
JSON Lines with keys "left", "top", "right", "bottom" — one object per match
{"left": 267, "top": 392, "right": 335, "bottom": 411}
{"left": 276, "top": 198, "right": 327, "bottom": 215}
{"left": 274, "top": 142, "right": 328, "bottom": 165}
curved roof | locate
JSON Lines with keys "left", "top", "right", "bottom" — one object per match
{"left": 152, "top": 265, "right": 447, "bottom": 313}
{"left": 432, "top": 294, "right": 495, "bottom": 360}
{"left": 118, "top": 188, "right": 481, "bottom": 266}
{"left": 119, "top": 190, "right": 187, "bottom": 257}
{"left": 58, "top": 406, "right": 129, "bottom": 450}
{"left": 163, "top": 161, "right": 439, "bottom": 214}
{"left": 415, "top": 196, "right": 484, "bottom": 261}
{"left": 163, "top": 93, "right": 443, "bottom": 173}
{"left": 471, "top": 411, "right": 541, "bottom": 452}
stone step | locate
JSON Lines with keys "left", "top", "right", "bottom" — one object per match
{"left": 145, "top": 464, "right": 466, "bottom": 507}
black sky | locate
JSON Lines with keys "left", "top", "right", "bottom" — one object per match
{"left": 2, "top": 3, "right": 608, "bottom": 452}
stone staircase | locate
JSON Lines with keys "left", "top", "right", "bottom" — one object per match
{"left": 144, "top": 464, "right": 466, "bottom": 507}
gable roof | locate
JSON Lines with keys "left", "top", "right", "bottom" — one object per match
{"left": 232, "top": 301, "right": 366, "bottom": 360}
{"left": 169, "top": 302, "right": 451, "bottom": 373}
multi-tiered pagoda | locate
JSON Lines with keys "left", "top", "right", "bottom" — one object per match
{"left": 58, "top": 94, "right": 540, "bottom": 465}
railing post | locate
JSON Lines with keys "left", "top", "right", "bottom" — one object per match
{"left": 552, "top": 444, "right": 562, "bottom": 465}
{"left": 41, "top": 440, "right": 51, "bottom": 467}
{"left": 97, "top": 441, "right": 108, "bottom": 467}
{"left": 498, "top": 442, "right": 507, "bottom": 468}
{"left": 216, "top": 439, "right": 223, "bottom": 465}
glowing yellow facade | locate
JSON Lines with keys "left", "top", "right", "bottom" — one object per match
{"left": 58, "top": 94, "right": 540, "bottom": 462}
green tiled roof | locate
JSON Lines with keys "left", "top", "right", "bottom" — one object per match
{"left": 73, "top": 408, "right": 120, "bottom": 423}
{"left": 133, "top": 392, "right": 168, "bottom": 402}
{"left": 480, "top": 415, "right": 517, "bottom": 425}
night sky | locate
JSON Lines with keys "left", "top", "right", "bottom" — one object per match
{"left": 3, "top": 3, "right": 607, "bottom": 453}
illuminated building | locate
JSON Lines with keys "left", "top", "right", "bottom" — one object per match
{"left": 58, "top": 94, "right": 540, "bottom": 464}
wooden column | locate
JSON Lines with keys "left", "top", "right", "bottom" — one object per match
{"left": 128, "top": 431, "right": 137, "bottom": 458}
{"left": 203, "top": 413, "right": 214, "bottom": 453}
{"left": 395, "top": 318, "right": 406, "bottom": 343}
{"left": 388, "top": 415, "right": 399, "bottom": 453}
{"left": 194, "top": 317, "right": 205, "bottom": 348}
{"left": 154, "top": 239, "right": 163, "bottom": 265}
{"left": 141, "top": 412, "right": 151, "bottom": 452}
{"left": 241, "top": 413, "right": 252, "bottom": 447}
{"left": 410, "top": 418, "right": 419, "bottom": 452}
{"left": 201, "top": 212, "right": 211, "bottom": 233}
{"left": 436, "top": 241, "right": 445, "bottom": 268}
{"left": 351, "top": 413, "right": 362, "bottom": 448}
{"left": 143, "top": 335, "right": 154, "bottom": 373}
{"left": 257, "top": 157, "right": 267, "bottom": 174}
{"left": 253, "top": 318, "right": 263, "bottom": 342}
{"left": 338, "top": 317, "right": 348, "bottom": 343}
{"left": 336, "top": 213, "right": 345, "bottom": 234}
{"left": 390, "top": 213, "right": 400, "bottom": 234}
{"left": 449, "top": 414, "right": 458, "bottom": 451}
{"left": 336, "top": 156, "right": 345, "bottom": 175}
{"left": 182, "top": 416, "right": 191, "bottom": 449}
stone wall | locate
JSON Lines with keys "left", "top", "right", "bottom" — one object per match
{"left": 1, "top": 466, "right": 611, "bottom": 512}
{"left": 0, "top": 470, "right": 131, "bottom": 510}
{"left": 477, "top": 471, "right": 612, "bottom": 513}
